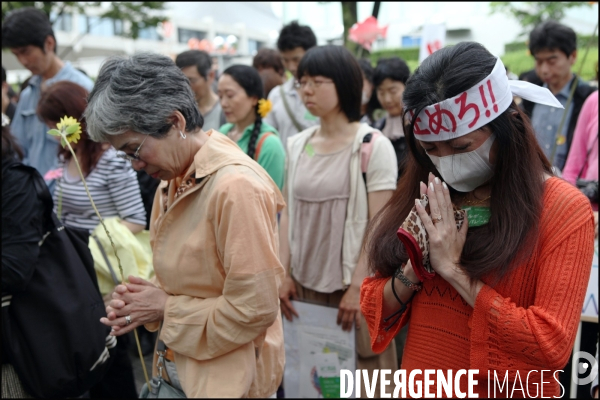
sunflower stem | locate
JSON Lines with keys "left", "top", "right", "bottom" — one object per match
{"left": 62, "top": 134, "right": 125, "bottom": 283}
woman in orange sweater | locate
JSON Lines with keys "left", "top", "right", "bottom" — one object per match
{"left": 360, "top": 41, "right": 595, "bottom": 398}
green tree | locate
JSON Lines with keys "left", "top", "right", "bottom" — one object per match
{"left": 1, "top": 2, "right": 167, "bottom": 40}
{"left": 490, "top": 2, "right": 592, "bottom": 36}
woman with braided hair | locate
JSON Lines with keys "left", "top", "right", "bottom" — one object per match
{"left": 218, "top": 65, "right": 286, "bottom": 189}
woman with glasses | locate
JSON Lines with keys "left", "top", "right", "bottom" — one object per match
{"left": 87, "top": 52, "right": 285, "bottom": 398}
{"left": 278, "top": 45, "right": 399, "bottom": 396}
{"left": 37, "top": 80, "right": 143, "bottom": 398}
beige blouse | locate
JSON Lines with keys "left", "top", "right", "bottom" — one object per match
{"left": 145, "top": 131, "right": 285, "bottom": 398}
{"left": 290, "top": 143, "right": 352, "bottom": 293}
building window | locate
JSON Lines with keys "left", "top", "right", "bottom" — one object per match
{"left": 79, "top": 16, "right": 116, "bottom": 37}
{"left": 248, "top": 39, "right": 265, "bottom": 56}
{"left": 51, "top": 12, "right": 73, "bottom": 32}
{"left": 138, "top": 25, "right": 162, "bottom": 41}
{"left": 178, "top": 28, "right": 206, "bottom": 44}
{"left": 401, "top": 35, "right": 421, "bottom": 48}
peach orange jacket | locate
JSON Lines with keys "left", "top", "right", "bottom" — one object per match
{"left": 145, "top": 131, "right": 286, "bottom": 398}
{"left": 361, "top": 177, "right": 595, "bottom": 398}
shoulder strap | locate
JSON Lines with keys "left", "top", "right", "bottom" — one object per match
{"left": 280, "top": 85, "right": 306, "bottom": 133}
{"left": 361, "top": 131, "right": 382, "bottom": 186}
{"left": 254, "top": 132, "right": 274, "bottom": 161}
{"left": 92, "top": 234, "right": 120, "bottom": 285}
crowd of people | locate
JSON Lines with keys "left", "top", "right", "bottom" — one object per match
{"left": 2, "top": 6, "right": 598, "bottom": 399}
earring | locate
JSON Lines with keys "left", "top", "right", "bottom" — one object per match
{"left": 179, "top": 130, "right": 186, "bottom": 139}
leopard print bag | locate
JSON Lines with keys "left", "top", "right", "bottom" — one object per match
{"left": 396, "top": 194, "right": 466, "bottom": 281}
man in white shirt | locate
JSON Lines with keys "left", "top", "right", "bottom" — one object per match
{"left": 176, "top": 50, "right": 225, "bottom": 131}
{"left": 265, "top": 21, "right": 319, "bottom": 151}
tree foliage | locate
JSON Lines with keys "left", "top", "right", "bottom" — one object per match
{"left": 1, "top": 2, "right": 167, "bottom": 39}
{"left": 489, "top": 2, "right": 593, "bottom": 36}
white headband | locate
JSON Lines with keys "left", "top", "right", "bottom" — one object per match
{"left": 408, "top": 58, "right": 563, "bottom": 142}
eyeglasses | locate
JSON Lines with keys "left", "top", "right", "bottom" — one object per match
{"left": 293, "top": 78, "right": 334, "bottom": 90}
{"left": 116, "top": 134, "right": 149, "bottom": 162}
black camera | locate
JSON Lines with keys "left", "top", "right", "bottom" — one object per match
{"left": 576, "top": 179, "right": 598, "bottom": 203}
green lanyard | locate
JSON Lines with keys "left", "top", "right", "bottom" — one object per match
{"left": 461, "top": 206, "right": 491, "bottom": 227}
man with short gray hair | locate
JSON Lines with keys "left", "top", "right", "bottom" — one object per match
{"left": 175, "top": 50, "right": 225, "bottom": 131}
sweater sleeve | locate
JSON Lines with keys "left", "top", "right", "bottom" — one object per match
{"left": 360, "top": 274, "right": 412, "bottom": 354}
{"left": 469, "top": 199, "right": 595, "bottom": 372}
{"left": 159, "top": 172, "right": 284, "bottom": 360}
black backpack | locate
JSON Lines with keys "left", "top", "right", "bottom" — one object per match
{"left": 1, "top": 162, "right": 116, "bottom": 398}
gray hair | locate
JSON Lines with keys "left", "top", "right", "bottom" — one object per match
{"left": 84, "top": 52, "right": 204, "bottom": 142}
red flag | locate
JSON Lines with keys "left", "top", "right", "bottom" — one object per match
{"left": 348, "top": 16, "right": 388, "bottom": 52}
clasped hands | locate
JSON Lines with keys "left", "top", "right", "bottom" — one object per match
{"left": 100, "top": 275, "right": 168, "bottom": 336}
{"left": 416, "top": 173, "right": 469, "bottom": 282}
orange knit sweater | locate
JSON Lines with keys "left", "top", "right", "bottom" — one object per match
{"left": 360, "top": 177, "right": 595, "bottom": 398}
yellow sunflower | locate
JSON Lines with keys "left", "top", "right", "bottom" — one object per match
{"left": 257, "top": 99, "right": 272, "bottom": 118}
{"left": 56, "top": 116, "right": 82, "bottom": 144}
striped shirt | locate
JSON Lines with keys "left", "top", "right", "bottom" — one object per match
{"left": 53, "top": 148, "right": 147, "bottom": 232}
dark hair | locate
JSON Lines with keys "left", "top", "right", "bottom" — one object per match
{"left": 222, "top": 65, "right": 264, "bottom": 159}
{"left": 37, "top": 81, "right": 104, "bottom": 177}
{"left": 259, "top": 68, "right": 284, "bottom": 98}
{"left": 529, "top": 20, "right": 577, "bottom": 58}
{"left": 175, "top": 50, "right": 212, "bottom": 80}
{"left": 358, "top": 59, "right": 374, "bottom": 83}
{"left": 253, "top": 48, "right": 285, "bottom": 76}
{"left": 2, "top": 7, "right": 57, "bottom": 53}
{"left": 366, "top": 41, "right": 552, "bottom": 282}
{"left": 373, "top": 57, "right": 411, "bottom": 87}
{"left": 277, "top": 21, "right": 317, "bottom": 52}
{"left": 518, "top": 68, "right": 543, "bottom": 86}
{"left": 1, "top": 66, "right": 6, "bottom": 83}
{"left": 2, "top": 125, "right": 24, "bottom": 161}
{"left": 297, "top": 45, "right": 363, "bottom": 122}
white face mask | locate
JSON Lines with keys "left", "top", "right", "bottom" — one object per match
{"left": 426, "top": 135, "right": 496, "bottom": 192}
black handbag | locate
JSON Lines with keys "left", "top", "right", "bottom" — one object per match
{"left": 1, "top": 163, "right": 116, "bottom": 398}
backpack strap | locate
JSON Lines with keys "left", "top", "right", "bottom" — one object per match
{"left": 254, "top": 132, "right": 274, "bottom": 161}
{"left": 361, "top": 131, "right": 381, "bottom": 187}
{"left": 280, "top": 85, "right": 306, "bottom": 133}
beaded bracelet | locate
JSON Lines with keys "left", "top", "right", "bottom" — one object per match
{"left": 395, "top": 266, "right": 422, "bottom": 292}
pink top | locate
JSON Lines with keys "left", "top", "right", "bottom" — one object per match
{"left": 562, "top": 91, "right": 598, "bottom": 185}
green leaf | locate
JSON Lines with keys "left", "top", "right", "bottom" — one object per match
{"left": 48, "top": 129, "right": 62, "bottom": 136}
{"left": 66, "top": 123, "right": 79, "bottom": 134}
{"left": 60, "top": 136, "right": 68, "bottom": 148}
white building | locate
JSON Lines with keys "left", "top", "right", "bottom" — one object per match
{"left": 4, "top": 2, "right": 598, "bottom": 84}
{"left": 272, "top": 2, "right": 599, "bottom": 57}
{"left": 3, "top": 2, "right": 282, "bottom": 84}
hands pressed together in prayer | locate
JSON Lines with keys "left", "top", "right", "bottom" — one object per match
{"left": 416, "top": 173, "right": 484, "bottom": 307}
{"left": 100, "top": 276, "right": 168, "bottom": 336}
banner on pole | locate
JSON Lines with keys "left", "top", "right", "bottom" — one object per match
{"left": 419, "top": 24, "right": 446, "bottom": 63}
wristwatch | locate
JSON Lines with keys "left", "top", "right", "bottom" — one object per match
{"left": 394, "top": 266, "right": 423, "bottom": 291}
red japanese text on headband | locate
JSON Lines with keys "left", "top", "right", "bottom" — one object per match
{"left": 406, "top": 58, "right": 564, "bottom": 142}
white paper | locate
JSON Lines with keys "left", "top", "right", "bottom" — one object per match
{"left": 283, "top": 300, "right": 356, "bottom": 398}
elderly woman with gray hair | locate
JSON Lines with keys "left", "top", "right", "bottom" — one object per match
{"left": 88, "top": 52, "right": 285, "bottom": 398}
